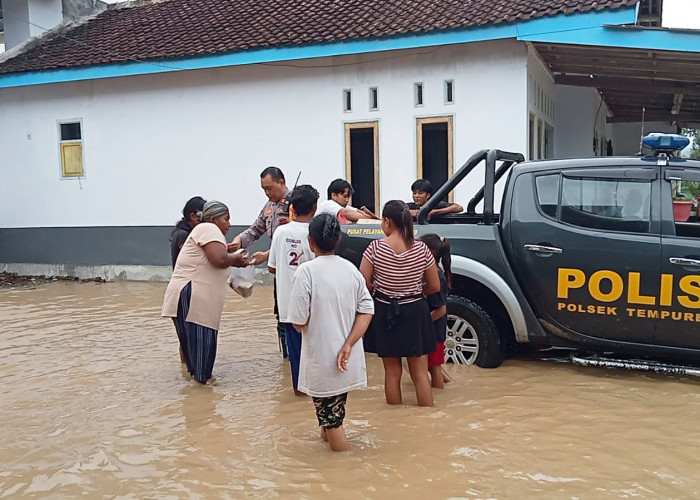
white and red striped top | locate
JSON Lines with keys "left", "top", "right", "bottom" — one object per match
{"left": 362, "top": 239, "right": 435, "bottom": 302}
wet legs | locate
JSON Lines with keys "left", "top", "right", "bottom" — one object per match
{"left": 407, "top": 356, "right": 434, "bottom": 406}
{"left": 382, "top": 357, "right": 404, "bottom": 404}
{"left": 321, "top": 426, "right": 349, "bottom": 452}
{"left": 429, "top": 365, "right": 444, "bottom": 389}
{"left": 382, "top": 356, "right": 433, "bottom": 406}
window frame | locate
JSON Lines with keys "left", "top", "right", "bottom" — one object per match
{"left": 342, "top": 89, "right": 352, "bottom": 112}
{"left": 534, "top": 169, "right": 659, "bottom": 235}
{"left": 444, "top": 79, "right": 454, "bottom": 104}
{"left": 414, "top": 82, "right": 424, "bottom": 107}
{"left": 57, "top": 119, "right": 85, "bottom": 179}
{"left": 369, "top": 86, "right": 378, "bottom": 111}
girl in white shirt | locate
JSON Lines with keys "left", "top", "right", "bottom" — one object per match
{"left": 287, "top": 213, "right": 374, "bottom": 451}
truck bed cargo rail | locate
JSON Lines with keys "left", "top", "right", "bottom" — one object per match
{"left": 417, "top": 149, "right": 524, "bottom": 225}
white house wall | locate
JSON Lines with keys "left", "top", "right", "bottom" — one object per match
{"left": 553, "top": 85, "right": 678, "bottom": 158}
{"left": 3, "top": 0, "right": 64, "bottom": 50}
{"left": 554, "top": 85, "right": 606, "bottom": 158}
{"left": 612, "top": 121, "right": 677, "bottom": 156}
{"left": 526, "top": 47, "right": 556, "bottom": 160}
{"left": 0, "top": 39, "right": 528, "bottom": 231}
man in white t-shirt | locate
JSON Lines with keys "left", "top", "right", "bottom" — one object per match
{"left": 268, "top": 184, "right": 319, "bottom": 395}
{"left": 316, "top": 179, "right": 379, "bottom": 223}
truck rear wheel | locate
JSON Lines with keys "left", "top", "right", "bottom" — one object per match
{"left": 445, "top": 295, "right": 503, "bottom": 368}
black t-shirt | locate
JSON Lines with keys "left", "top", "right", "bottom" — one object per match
{"left": 427, "top": 269, "right": 448, "bottom": 342}
{"left": 170, "top": 220, "right": 191, "bottom": 268}
{"left": 407, "top": 201, "right": 451, "bottom": 211}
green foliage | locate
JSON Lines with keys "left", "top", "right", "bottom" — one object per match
{"left": 684, "top": 181, "right": 700, "bottom": 198}
{"left": 682, "top": 128, "right": 700, "bottom": 159}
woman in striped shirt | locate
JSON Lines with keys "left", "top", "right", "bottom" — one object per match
{"left": 360, "top": 200, "right": 440, "bottom": 406}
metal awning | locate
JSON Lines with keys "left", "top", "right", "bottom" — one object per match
{"left": 533, "top": 28, "right": 700, "bottom": 128}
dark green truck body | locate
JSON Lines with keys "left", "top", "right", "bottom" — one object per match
{"left": 339, "top": 149, "right": 700, "bottom": 368}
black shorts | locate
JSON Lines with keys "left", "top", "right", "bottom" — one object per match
{"left": 312, "top": 393, "right": 348, "bottom": 429}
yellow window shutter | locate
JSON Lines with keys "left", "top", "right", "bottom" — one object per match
{"left": 61, "top": 142, "right": 83, "bottom": 177}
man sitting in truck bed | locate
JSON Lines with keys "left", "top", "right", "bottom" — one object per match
{"left": 408, "top": 179, "right": 463, "bottom": 220}
{"left": 316, "top": 179, "right": 379, "bottom": 223}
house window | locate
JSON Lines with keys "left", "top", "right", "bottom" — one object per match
{"left": 369, "top": 87, "right": 378, "bottom": 110}
{"left": 59, "top": 120, "right": 84, "bottom": 177}
{"left": 414, "top": 83, "right": 424, "bottom": 106}
{"left": 343, "top": 89, "right": 352, "bottom": 112}
{"left": 544, "top": 123, "right": 554, "bottom": 159}
{"left": 444, "top": 80, "right": 454, "bottom": 104}
{"left": 528, "top": 113, "right": 535, "bottom": 160}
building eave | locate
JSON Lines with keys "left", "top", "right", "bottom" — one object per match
{"left": 520, "top": 23, "right": 700, "bottom": 53}
{"left": 0, "top": 6, "right": 637, "bottom": 89}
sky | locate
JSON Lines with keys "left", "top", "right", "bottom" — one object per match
{"left": 662, "top": 0, "right": 700, "bottom": 29}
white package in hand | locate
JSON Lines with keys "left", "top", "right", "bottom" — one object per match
{"left": 227, "top": 250, "right": 255, "bottom": 298}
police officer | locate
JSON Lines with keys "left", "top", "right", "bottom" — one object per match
{"left": 230, "top": 166, "right": 292, "bottom": 356}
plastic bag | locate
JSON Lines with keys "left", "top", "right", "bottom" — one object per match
{"left": 227, "top": 250, "right": 255, "bottom": 298}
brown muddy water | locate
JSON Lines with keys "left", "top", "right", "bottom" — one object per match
{"left": 1, "top": 282, "right": 699, "bottom": 499}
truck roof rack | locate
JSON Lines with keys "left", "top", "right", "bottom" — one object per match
{"left": 417, "top": 149, "right": 524, "bottom": 225}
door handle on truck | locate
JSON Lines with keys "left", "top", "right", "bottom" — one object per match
{"left": 669, "top": 257, "right": 700, "bottom": 266}
{"left": 524, "top": 244, "right": 562, "bottom": 254}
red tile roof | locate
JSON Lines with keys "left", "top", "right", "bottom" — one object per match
{"left": 0, "top": 0, "right": 637, "bottom": 75}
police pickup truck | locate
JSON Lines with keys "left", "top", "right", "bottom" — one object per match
{"left": 338, "top": 134, "right": 700, "bottom": 373}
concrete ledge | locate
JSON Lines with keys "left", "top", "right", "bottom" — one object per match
{"left": 0, "top": 263, "right": 275, "bottom": 284}
{"left": 0, "top": 263, "right": 173, "bottom": 282}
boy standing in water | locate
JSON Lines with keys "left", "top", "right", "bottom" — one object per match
{"left": 287, "top": 213, "right": 374, "bottom": 451}
{"left": 268, "top": 185, "right": 319, "bottom": 395}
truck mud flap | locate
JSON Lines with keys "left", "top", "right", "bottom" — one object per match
{"left": 571, "top": 354, "right": 700, "bottom": 377}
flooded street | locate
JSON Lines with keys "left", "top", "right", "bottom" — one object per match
{"left": 1, "top": 281, "right": 700, "bottom": 498}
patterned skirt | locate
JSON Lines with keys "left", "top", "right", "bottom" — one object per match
{"left": 172, "top": 282, "right": 218, "bottom": 383}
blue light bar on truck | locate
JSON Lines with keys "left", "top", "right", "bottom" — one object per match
{"left": 642, "top": 133, "right": 690, "bottom": 153}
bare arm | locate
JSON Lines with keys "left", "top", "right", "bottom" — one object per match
{"left": 359, "top": 206, "right": 380, "bottom": 219}
{"left": 203, "top": 241, "right": 249, "bottom": 268}
{"left": 359, "top": 256, "right": 374, "bottom": 293}
{"left": 430, "top": 304, "right": 447, "bottom": 321}
{"left": 228, "top": 236, "right": 242, "bottom": 252}
{"left": 250, "top": 250, "right": 270, "bottom": 265}
{"left": 268, "top": 267, "right": 276, "bottom": 274}
{"left": 429, "top": 202, "right": 463, "bottom": 218}
{"left": 337, "top": 313, "right": 373, "bottom": 372}
{"left": 340, "top": 207, "right": 363, "bottom": 222}
{"left": 423, "top": 262, "right": 440, "bottom": 295}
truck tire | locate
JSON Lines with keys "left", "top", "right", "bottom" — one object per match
{"left": 445, "top": 295, "right": 503, "bottom": 368}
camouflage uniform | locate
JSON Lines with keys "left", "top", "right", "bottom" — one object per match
{"left": 237, "top": 189, "right": 292, "bottom": 357}
{"left": 237, "top": 190, "right": 293, "bottom": 249}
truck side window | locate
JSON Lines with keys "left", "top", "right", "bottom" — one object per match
{"left": 560, "top": 177, "right": 651, "bottom": 233}
{"left": 668, "top": 177, "right": 700, "bottom": 237}
{"left": 535, "top": 174, "right": 559, "bottom": 218}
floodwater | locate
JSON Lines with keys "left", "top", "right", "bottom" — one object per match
{"left": 1, "top": 282, "right": 699, "bottom": 499}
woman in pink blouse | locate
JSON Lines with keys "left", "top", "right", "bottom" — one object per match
{"left": 162, "top": 201, "right": 248, "bottom": 384}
